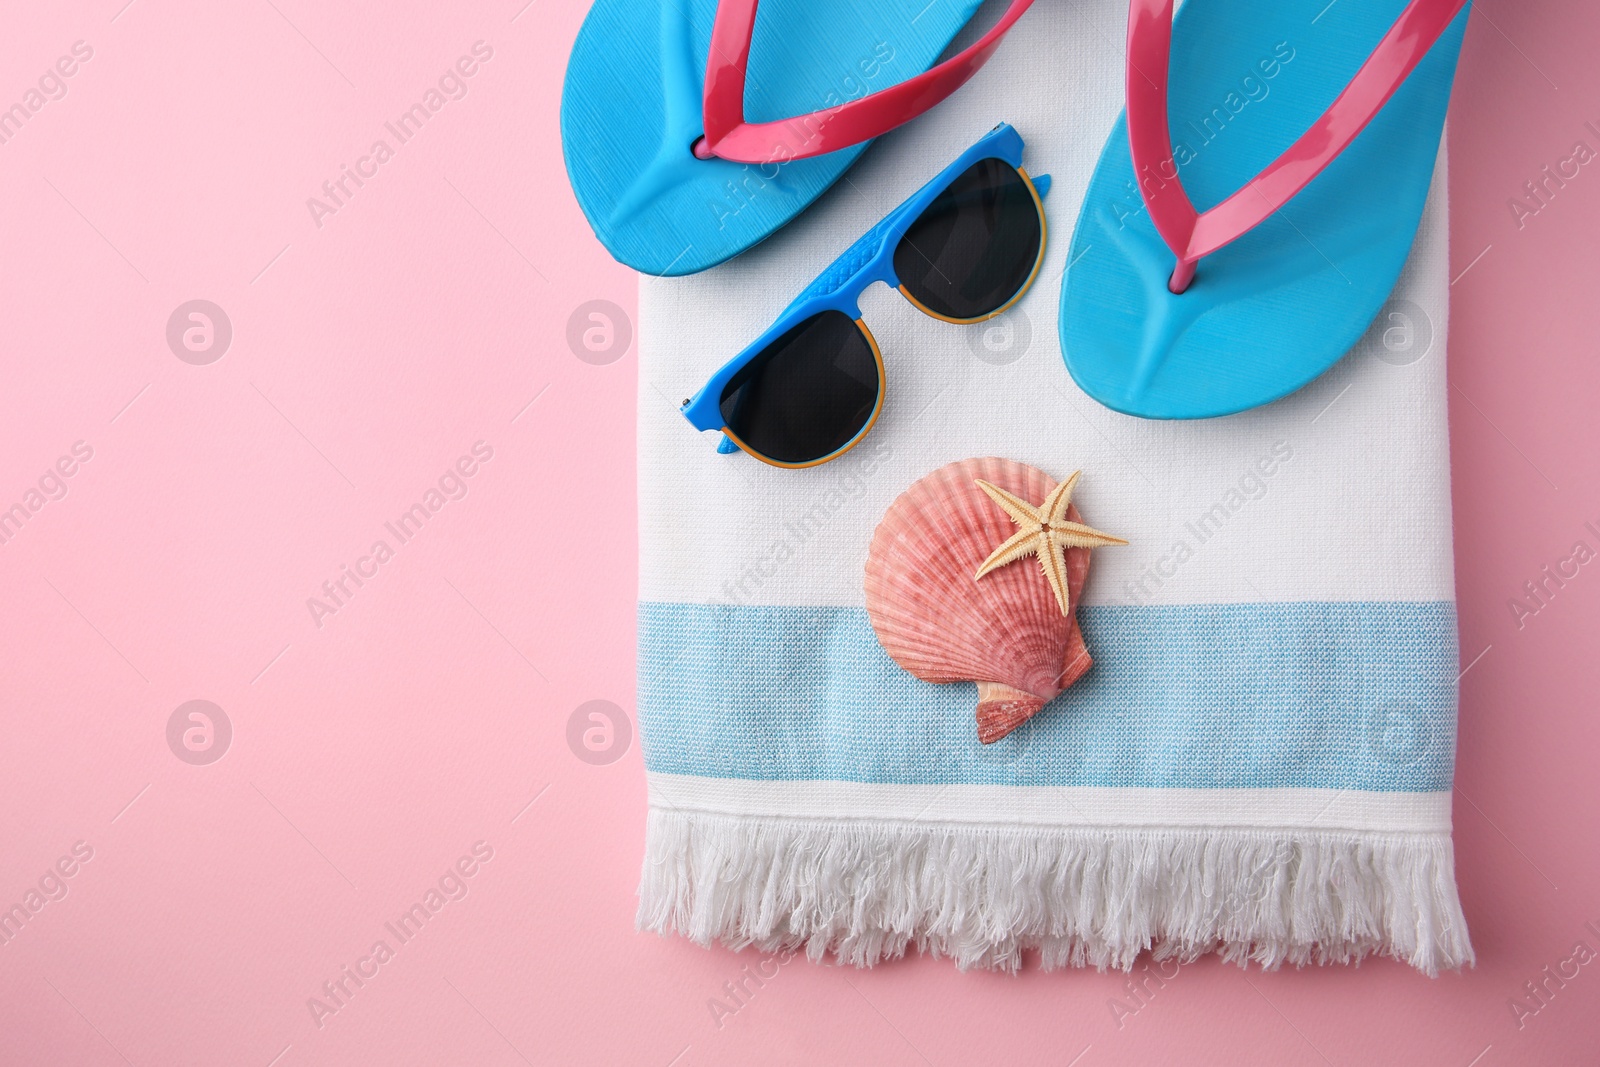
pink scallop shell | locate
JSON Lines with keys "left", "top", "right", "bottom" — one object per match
{"left": 863, "top": 458, "right": 1094, "bottom": 744}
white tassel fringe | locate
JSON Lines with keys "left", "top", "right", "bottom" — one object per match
{"left": 637, "top": 809, "right": 1473, "bottom": 976}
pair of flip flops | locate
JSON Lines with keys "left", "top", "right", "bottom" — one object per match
{"left": 561, "top": 0, "right": 1471, "bottom": 419}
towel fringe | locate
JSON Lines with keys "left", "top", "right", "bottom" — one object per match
{"left": 637, "top": 809, "right": 1473, "bottom": 975}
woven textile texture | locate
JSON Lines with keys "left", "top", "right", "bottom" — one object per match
{"left": 633, "top": 0, "right": 1469, "bottom": 973}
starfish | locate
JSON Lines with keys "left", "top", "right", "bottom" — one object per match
{"left": 972, "top": 471, "right": 1128, "bottom": 616}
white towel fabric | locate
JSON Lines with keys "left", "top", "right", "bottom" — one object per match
{"left": 634, "top": 0, "right": 1470, "bottom": 973}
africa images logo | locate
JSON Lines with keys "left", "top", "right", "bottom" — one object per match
{"left": 0, "top": 440, "right": 93, "bottom": 548}
{"left": 305, "top": 42, "right": 494, "bottom": 229}
{"left": 306, "top": 841, "right": 496, "bottom": 1030}
{"left": 305, "top": 442, "right": 495, "bottom": 628}
{"left": 0, "top": 40, "right": 93, "bottom": 148}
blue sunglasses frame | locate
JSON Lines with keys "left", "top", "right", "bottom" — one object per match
{"left": 680, "top": 123, "right": 1051, "bottom": 468}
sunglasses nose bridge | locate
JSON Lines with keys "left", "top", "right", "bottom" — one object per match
{"left": 876, "top": 259, "right": 904, "bottom": 293}
{"left": 847, "top": 272, "right": 905, "bottom": 319}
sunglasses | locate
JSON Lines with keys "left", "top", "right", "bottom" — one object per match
{"left": 680, "top": 124, "right": 1050, "bottom": 468}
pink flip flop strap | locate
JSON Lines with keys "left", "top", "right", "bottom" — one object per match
{"left": 1125, "top": 0, "right": 1468, "bottom": 292}
{"left": 694, "top": 0, "right": 1035, "bottom": 163}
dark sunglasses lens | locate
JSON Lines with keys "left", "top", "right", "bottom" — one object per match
{"left": 719, "top": 310, "right": 880, "bottom": 465}
{"left": 894, "top": 158, "right": 1042, "bottom": 321}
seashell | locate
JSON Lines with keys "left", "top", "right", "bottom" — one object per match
{"left": 864, "top": 458, "right": 1108, "bottom": 744}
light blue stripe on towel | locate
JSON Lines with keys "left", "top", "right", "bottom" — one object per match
{"left": 638, "top": 601, "right": 1458, "bottom": 791}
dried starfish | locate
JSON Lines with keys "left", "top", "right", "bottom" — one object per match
{"left": 972, "top": 471, "right": 1127, "bottom": 616}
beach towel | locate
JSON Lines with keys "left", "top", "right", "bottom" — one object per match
{"left": 633, "top": 0, "right": 1472, "bottom": 973}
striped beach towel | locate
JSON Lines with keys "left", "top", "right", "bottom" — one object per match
{"left": 633, "top": 0, "right": 1471, "bottom": 973}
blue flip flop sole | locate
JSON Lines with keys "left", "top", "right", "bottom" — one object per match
{"left": 1059, "top": 0, "right": 1469, "bottom": 419}
{"left": 562, "top": 0, "right": 987, "bottom": 276}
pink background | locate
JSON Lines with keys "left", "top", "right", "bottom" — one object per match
{"left": 0, "top": 2, "right": 1595, "bottom": 1064}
